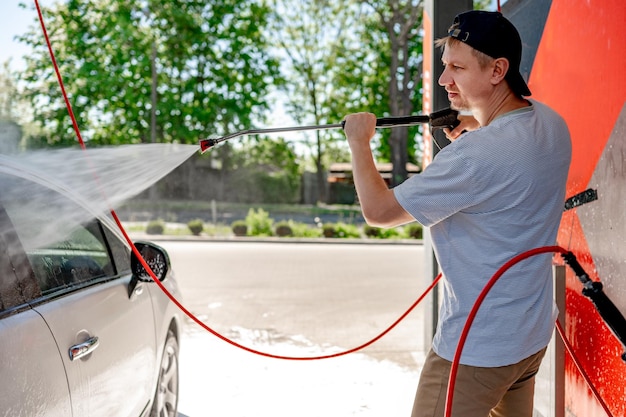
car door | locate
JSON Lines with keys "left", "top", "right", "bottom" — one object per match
{"left": 2, "top": 175, "right": 158, "bottom": 417}
{"left": 0, "top": 205, "right": 72, "bottom": 417}
{"left": 34, "top": 273, "right": 157, "bottom": 417}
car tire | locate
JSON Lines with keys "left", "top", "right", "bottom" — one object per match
{"left": 150, "top": 330, "right": 179, "bottom": 417}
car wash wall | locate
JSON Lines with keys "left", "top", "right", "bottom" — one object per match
{"left": 519, "top": 0, "right": 626, "bottom": 416}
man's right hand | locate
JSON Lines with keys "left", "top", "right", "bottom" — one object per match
{"left": 444, "top": 115, "right": 480, "bottom": 141}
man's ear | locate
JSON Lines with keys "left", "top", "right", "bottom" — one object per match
{"left": 491, "top": 58, "right": 509, "bottom": 85}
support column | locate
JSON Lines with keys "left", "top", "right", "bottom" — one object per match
{"left": 421, "top": 0, "right": 472, "bottom": 353}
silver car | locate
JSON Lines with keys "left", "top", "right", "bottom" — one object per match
{"left": 0, "top": 157, "right": 182, "bottom": 417}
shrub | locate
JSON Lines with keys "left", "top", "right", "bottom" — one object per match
{"left": 299, "top": 225, "right": 323, "bottom": 238}
{"left": 379, "top": 227, "right": 401, "bottom": 239}
{"left": 146, "top": 219, "right": 165, "bottom": 235}
{"left": 322, "top": 223, "right": 336, "bottom": 238}
{"left": 289, "top": 221, "right": 322, "bottom": 238}
{"left": 323, "top": 222, "right": 360, "bottom": 238}
{"left": 334, "top": 222, "right": 361, "bottom": 238}
{"left": 187, "top": 219, "right": 204, "bottom": 236}
{"left": 231, "top": 220, "right": 248, "bottom": 236}
{"left": 363, "top": 224, "right": 381, "bottom": 238}
{"left": 404, "top": 222, "right": 423, "bottom": 239}
{"left": 274, "top": 221, "right": 293, "bottom": 237}
{"left": 245, "top": 208, "right": 274, "bottom": 236}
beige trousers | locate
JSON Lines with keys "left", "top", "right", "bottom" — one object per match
{"left": 411, "top": 347, "right": 547, "bottom": 417}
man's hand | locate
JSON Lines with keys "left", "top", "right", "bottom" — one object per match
{"left": 341, "top": 112, "right": 414, "bottom": 228}
{"left": 444, "top": 114, "right": 480, "bottom": 141}
{"left": 343, "top": 112, "right": 377, "bottom": 147}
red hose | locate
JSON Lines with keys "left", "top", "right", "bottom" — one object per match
{"left": 445, "top": 246, "right": 567, "bottom": 416}
{"left": 444, "top": 245, "right": 616, "bottom": 417}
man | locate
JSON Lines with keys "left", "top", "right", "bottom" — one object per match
{"left": 343, "top": 10, "right": 571, "bottom": 417}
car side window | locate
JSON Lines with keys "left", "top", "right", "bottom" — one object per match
{"left": 101, "top": 223, "right": 131, "bottom": 276}
{"left": 0, "top": 175, "right": 115, "bottom": 296}
{"left": 0, "top": 206, "right": 41, "bottom": 311}
{"left": 27, "top": 221, "right": 113, "bottom": 294}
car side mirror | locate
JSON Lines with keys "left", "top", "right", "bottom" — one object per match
{"left": 131, "top": 241, "right": 171, "bottom": 282}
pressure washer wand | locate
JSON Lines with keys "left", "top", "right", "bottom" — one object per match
{"left": 199, "top": 108, "right": 460, "bottom": 153}
{"left": 562, "top": 251, "right": 626, "bottom": 362}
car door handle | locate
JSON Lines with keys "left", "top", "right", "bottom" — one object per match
{"left": 69, "top": 336, "right": 100, "bottom": 361}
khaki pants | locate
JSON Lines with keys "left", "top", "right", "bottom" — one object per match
{"left": 411, "top": 347, "right": 546, "bottom": 417}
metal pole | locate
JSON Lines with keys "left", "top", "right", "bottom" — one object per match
{"left": 422, "top": 0, "right": 472, "bottom": 350}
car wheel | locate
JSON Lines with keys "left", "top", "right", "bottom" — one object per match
{"left": 150, "top": 330, "right": 179, "bottom": 417}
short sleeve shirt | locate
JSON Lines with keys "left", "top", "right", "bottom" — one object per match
{"left": 394, "top": 100, "right": 571, "bottom": 366}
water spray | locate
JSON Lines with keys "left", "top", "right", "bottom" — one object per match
{"left": 199, "top": 108, "right": 461, "bottom": 153}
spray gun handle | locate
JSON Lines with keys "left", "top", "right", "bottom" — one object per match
{"left": 375, "top": 114, "right": 430, "bottom": 128}
{"left": 430, "top": 108, "right": 461, "bottom": 131}
{"left": 339, "top": 108, "right": 460, "bottom": 130}
{"left": 375, "top": 108, "right": 461, "bottom": 130}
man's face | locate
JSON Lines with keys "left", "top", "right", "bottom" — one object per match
{"left": 438, "top": 41, "right": 494, "bottom": 111}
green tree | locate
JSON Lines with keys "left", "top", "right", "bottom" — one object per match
{"left": 268, "top": 0, "right": 366, "bottom": 203}
{"left": 360, "top": 0, "right": 425, "bottom": 185}
{"left": 269, "top": 0, "right": 426, "bottom": 192}
{"left": 17, "top": 0, "right": 282, "bottom": 148}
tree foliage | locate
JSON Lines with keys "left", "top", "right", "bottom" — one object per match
{"left": 12, "top": 0, "right": 492, "bottom": 197}
{"left": 267, "top": 0, "right": 426, "bottom": 194}
{"left": 361, "top": 0, "right": 425, "bottom": 185}
{"left": 17, "top": 0, "right": 282, "bottom": 147}
{"left": 267, "top": 0, "right": 367, "bottom": 202}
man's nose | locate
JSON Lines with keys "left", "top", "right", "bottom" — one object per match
{"left": 438, "top": 67, "right": 450, "bottom": 87}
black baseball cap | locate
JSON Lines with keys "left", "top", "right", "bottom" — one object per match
{"left": 448, "top": 10, "right": 531, "bottom": 97}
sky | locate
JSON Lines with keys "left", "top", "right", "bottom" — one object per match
{"left": 0, "top": 1, "right": 45, "bottom": 70}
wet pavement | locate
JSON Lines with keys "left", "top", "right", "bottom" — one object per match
{"left": 149, "top": 239, "right": 555, "bottom": 417}
{"left": 177, "top": 327, "right": 420, "bottom": 416}
{"left": 155, "top": 239, "right": 427, "bottom": 416}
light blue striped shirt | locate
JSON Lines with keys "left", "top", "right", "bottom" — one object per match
{"left": 394, "top": 100, "right": 571, "bottom": 366}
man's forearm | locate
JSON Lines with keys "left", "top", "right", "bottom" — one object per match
{"left": 350, "top": 144, "right": 412, "bottom": 228}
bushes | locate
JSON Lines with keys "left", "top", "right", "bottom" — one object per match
{"left": 187, "top": 219, "right": 204, "bottom": 236}
{"left": 146, "top": 219, "right": 165, "bottom": 235}
{"left": 231, "top": 209, "right": 275, "bottom": 237}
{"left": 231, "top": 220, "right": 248, "bottom": 236}
{"left": 226, "top": 214, "right": 423, "bottom": 240}
{"left": 403, "top": 222, "right": 423, "bottom": 239}
{"left": 362, "top": 223, "right": 423, "bottom": 240}
{"left": 143, "top": 208, "right": 424, "bottom": 240}
{"left": 274, "top": 221, "right": 293, "bottom": 237}
{"left": 245, "top": 208, "right": 274, "bottom": 236}
{"left": 363, "top": 225, "right": 400, "bottom": 239}
{"left": 322, "top": 222, "right": 360, "bottom": 238}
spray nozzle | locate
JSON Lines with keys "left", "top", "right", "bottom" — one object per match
{"left": 199, "top": 138, "right": 218, "bottom": 153}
